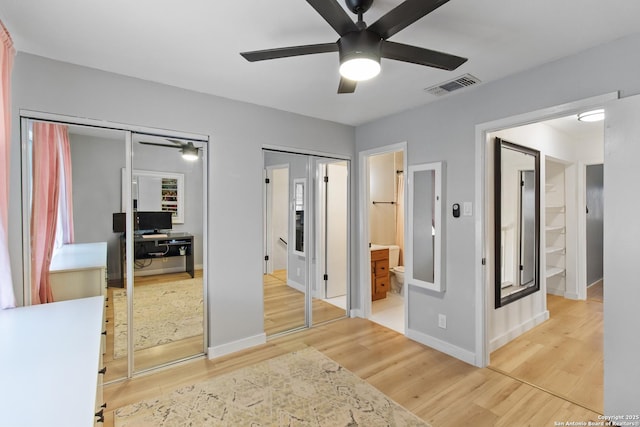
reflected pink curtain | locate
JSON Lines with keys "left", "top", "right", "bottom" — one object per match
{"left": 0, "top": 20, "right": 16, "bottom": 309}
{"left": 31, "top": 124, "right": 70, "bottom": 304}
{"left": 59, "top": 133, "right": 74, "bottom": 244}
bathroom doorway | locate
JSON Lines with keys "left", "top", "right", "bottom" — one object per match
{"left": 361, "top": 145, "right": 407, "bottom": 333}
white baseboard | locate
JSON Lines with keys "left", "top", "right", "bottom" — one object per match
{"left": 546, "top": 287, "right": 565, "bottom": 296}
{"left": 564, "top": 292, "right": 580, "bottom": 300}
{"left": 208, "top": 333, "right": 266, "bottom": 359}
{"left": 406, "top": 328, "right": 476, "bottom": 366}
{"left": 489, "top": 310, "right": 549, "bottom": 352}
{"left": 287, "top": 279, "right": 304, "bottom": 293}
{"left": 350, "top": 308, "right": 363, "bottom": 318}
{"left": 130, "top": 263, "right": 204, "bottom": 278}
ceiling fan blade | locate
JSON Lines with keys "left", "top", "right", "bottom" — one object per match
{"left": 381, "top": 40, "right": 467, "bottom": 71}
{"left": 241, "top": 43, "right": 338, "bottom": 62}
{"left": 306, "top": 0, "right": 358, "bottom": 36}
{"left": 166, "top": 138, "right": 186, "bottom": 146}
{"left": 138, "top": 141, "right": 178, "bottom": 149}
{"left": 337, "top": 77, "right": 357, "bottom": 94}
{"left": 368, "top": 0, "right": 451, "bottom": 40}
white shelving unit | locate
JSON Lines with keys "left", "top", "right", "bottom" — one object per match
{"left": 545, "top": 160, "right": 566, "bottom": 294}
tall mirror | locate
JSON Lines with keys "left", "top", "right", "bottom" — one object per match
{"left": 21, "top": 117, "right": 207, "bottom": 382}
{"left": 495, "top": 138, "right": 540, "bottom": 307}
{"left": 407, "top": 162, "right": 444, "bottom": 292}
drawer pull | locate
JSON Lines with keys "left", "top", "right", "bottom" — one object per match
{"left": 101, "top": 403, "right": 107, "bottom": 409}
{"left": 102, "top": 330, "right": 107, "bottom": 336}
{"left": 98, "top": 366, "right": 107, "bottom": 375}
{"left": 95, "top": 408, "right": 104, "bottom": 423}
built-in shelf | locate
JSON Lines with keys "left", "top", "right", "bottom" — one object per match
{"left": 546, "top": 267, "right": 565, "bottom": 279}
{"left": 545, "top": 225, "right": 565, "bottom": 233}
{"left": 546, "top": 246, "right": 565, "bottom": 254}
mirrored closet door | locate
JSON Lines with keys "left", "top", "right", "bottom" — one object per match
{"left": 21, "top": 116, "right": 207, "bottom": 382}
{"left": 262, "top": 149, "right": 349, "bottom": 337}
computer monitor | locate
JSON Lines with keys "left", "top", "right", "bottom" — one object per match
{"left": 136, "top": 211, "right": 173, "bottom": 232}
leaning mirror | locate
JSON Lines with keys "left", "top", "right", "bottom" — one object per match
{"left": 495, "top": 138, "right": 540, "bottom": 307}
{"left": 407, "top": 162, "right": 444, "bottom": 292}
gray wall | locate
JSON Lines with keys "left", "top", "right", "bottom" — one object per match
{"left": 586, "top": 164, "right": 604, "bottom": 286}
{"left": 356, "top": 32, "right": 640, "bottom": 414}
{"left": 8, "top": 53, "right": 355, "bottom": 351}
{"left": 69, "top": 132, "right": 126, "bottom": 279}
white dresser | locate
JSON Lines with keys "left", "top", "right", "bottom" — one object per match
{"left": 0, "top": 296, "right": 106, "bottom": 426}
{"left": 49, "top": 242, "right": 107, "bottom": 301}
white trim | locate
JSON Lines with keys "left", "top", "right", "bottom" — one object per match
{"left": 406, "top": 328, "right": 476, "bottom": 366}
{"left": 19, "top": 109, "right": 209, "bottom": 142}
{"left": 262, "top": 144, "right": 352, "bottom": 161}
{"left": 489, "top": 310, "right": 549, "bottom": 352}
{"left": 287, "top": 279, "right": 305, "bottom": 293}
{"left": 474, "top": 92, "right": 618, "bottom": 368}
{"left": 358, "top": 142, "right": 407, "bottom": 322}
{"left": 208, "top": 333, "right": 267, "bottom": 359}
{"left": 545, "top": 287, "right": 565, "bottom": 297}
{"left": 350, "top": 308, "right": 363, "bottom": 318}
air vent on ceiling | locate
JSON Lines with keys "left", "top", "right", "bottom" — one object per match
{"left": 425, "top": 73, "right": 481, "bottom": 97}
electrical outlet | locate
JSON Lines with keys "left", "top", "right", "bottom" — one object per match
{"left": 438, "top": 314, "right": 447, "bottom": 329}
{"left": 162, "top": 257, "right": 168, "bottom": 263}
{"left": 463, "top": 202, "right": 473, "bottom": 216}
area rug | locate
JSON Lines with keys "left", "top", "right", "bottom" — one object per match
{"left": 114, "top": 347, "right": 430, "bottom": 426}
{"left": 112, "top": 278, "right": 203, "bottom": 359}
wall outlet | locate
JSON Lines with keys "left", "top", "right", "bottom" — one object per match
{"left": 162, "top": 257, "right": 168, "bottom": 263}
{"left": 438, "top": 314, "right": 447, "bottom": 329}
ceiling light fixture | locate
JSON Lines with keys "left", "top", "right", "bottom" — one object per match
{"left": 181, "top": 145, "right": 199, "bottom": 161}
{"left": 577, "top": 109, "right": 605, "bottom": 122}
{"left": 338, "top": 31, "right": 381, "bottom": 82}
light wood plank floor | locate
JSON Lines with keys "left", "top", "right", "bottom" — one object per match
{"left": 263, "top": 269, "right": 346, "bottom": 336}
{"left": 104, "top": 271, "right": 205, "bottom": 382}
{"left": 490, "top": 293, "right": 603, "bottom": 413}
{"left": 103, "top": 317, "right": 601, "bottom": 426}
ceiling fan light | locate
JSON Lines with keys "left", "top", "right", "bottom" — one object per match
{"left": 181, "top": 146, "right": 199, "bottom": 161}
{"left": 577, "top": 109, "right": 605, "bottom": 122}
{"left": 339, "top": 57, "right": 380, "bottom": 81}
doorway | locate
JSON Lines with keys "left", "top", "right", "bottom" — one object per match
{"left": 262, "top": 149, "right": 349, "bottom": 337}
{"left": 484, "top": 111, "right": 605, "bottom": 413}
{"left": 359, "top": 144, "right": 407, "bottom": 333}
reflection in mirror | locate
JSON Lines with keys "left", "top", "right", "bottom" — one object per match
{"left": 22, "top": 119, "right": 128, "bottom": 381}
{"left": 495, "top": 138, "right": 540, "bottom": 307}
{"left": 129, "top": 134, "right": 205, "bottom": 374}
{"left": 123, "top": 169, "right": 185, "bottom": 224}
{"left": 407, "top": 162, "right": 444, "bottom": 292}
{"left": 293, "top": 178, "right": 305, "bottom": 256}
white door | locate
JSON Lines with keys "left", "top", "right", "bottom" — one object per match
{"left": 325, "top": 162, "right": 348, "bottom": 298}
{"left": 603, "top": 94, "right": 640, "bottom": 415}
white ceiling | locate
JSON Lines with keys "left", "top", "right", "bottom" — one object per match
{"left": 1, "top": 0, "right": 639, "bottom": 126}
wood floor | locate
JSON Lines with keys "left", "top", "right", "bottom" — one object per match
{"left": 263, "top": 269, "right": 346, "bottom": 336}
{"left": 104, "top": 271, "right": 205, "bottom": 382}
{"left": 490, "top": 291, "right": 604, "bottom": 413}
{"left": 103, "top": 317, "right": 601, "bottom": 427}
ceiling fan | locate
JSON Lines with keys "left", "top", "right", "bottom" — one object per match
{"left": 138, "top": 139, "right": 199, "bottom": 161}
{"left": 240, "top": 0, "right": 467, "bottom": 94}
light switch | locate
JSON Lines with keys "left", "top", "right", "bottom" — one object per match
{"left": 463, "top": 202, "right": 473, "bottom": 216}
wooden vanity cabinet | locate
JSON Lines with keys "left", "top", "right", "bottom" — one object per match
{"left": 371, "top": 248, "right": 389, "bottom": 301}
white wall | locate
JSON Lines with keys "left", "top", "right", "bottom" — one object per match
{"left": 355, "top": 32, "right": 640, "bottom": 377}
{"left": 8, "top": 53, "right": 355, "bottom": 352}
{"left": 271, "top": 167, "right": 288, "bottom": 271}
{"left": 368, "top": 152, "right": 396, "bottom": 245}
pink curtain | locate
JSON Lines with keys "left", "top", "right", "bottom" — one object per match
{"left": 395, "top": 172, "right": 405, "bottom": 266}
{"left": 30, "top": 123, "right": 71, "bottom": 304}
{"left": 0, "top": 20, "right": 16, "bottom": 309}
{"left": 59, "top": 132, "right": 74, "bottom": 244}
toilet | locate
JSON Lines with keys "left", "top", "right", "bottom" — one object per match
{"left": 387, "top": 245, "right": 405, "bottom": 295}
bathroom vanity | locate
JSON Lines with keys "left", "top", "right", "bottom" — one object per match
{"left": 371, "top": 248, "right": 389, "bottom": 300}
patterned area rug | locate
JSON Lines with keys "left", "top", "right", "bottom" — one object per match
{"left": 114, "top": 347, "right": 430, "bottom": 426}
{"left": 112, "top": 278, "right": 203, "bottom": 359}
